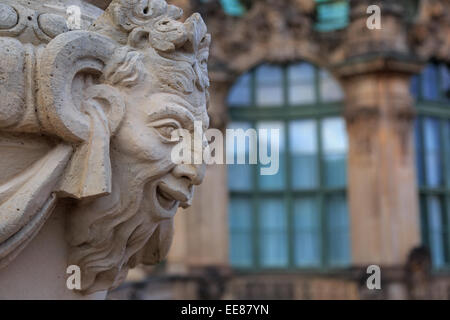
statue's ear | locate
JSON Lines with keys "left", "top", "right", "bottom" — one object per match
{"left": 38, "top": 31, "right": 125, "bottom": 200}
{"left": 82, "top": 84, "right": 126, "bottom": 135}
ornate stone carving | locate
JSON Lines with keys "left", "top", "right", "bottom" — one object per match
{"left": 0, "top": 0, "right": 210, "bottom": 295}
{"left": 409, "top": 0, "right": 450, "bottom": 62}
{"left": 193, "top": 0, "right": 320, "bottom": 74}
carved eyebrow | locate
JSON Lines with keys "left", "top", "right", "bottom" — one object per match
{"left": 146, "top": 104, "right": 197, "bottom": 131}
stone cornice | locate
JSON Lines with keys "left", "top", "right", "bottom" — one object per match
{"left": 187, "top": 0, "right": 449, "bottom": 82}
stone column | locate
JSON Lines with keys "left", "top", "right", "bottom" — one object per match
{"left": 334, "top": 0, "right": 423, "bottom": 267}
{"left": 339, "top": 68, "right": 421, "bottom": 266}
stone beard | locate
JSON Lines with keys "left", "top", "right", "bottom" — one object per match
{"left": 0, "top": 0, "right": 210, "bottom": 295}
{"left": 67, "top": 149, "right": 178, "bottom": 293}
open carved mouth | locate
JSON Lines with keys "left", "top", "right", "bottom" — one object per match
{"left": 152, "top": 178, "right": 193, "bottom": 219}
{"left": 155, "top": 180, "right": 192, "bottom": 211}
{"left": 156, "top": 185, "right": 179, "bottom": 211}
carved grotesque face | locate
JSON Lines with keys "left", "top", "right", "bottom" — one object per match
{"left": 59, "top": 1, "right": 211, "bottom": 293}
{"left": 112, "top": 91, "right": 208, "bottom": 221}
{"left": 65, "top": 50, "right": 210, "bottom": 293}
{"left": 0, "top": 0, "right": 210, "bottom": 295}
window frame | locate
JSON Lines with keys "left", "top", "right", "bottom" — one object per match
{"left": 228, "top": 63, "right": 350, "bottom": 272}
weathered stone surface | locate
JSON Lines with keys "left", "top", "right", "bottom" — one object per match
{"left": 38, "top": 13, "right": 69, "bottom": 38}
{"left": 0, "top": 38, "right": 25, "bottom": 128}
{"left": 409, "top": 0, "right": 450, "bottom": 62}
{"left": 0, "top": 3, "right": 18, "bottom": 29}
{"left": 0, "top": 0, "right": 210, "bottom": 298}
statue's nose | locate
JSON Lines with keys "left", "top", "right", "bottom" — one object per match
{"left": 172, "top": 163, "right": 206, "bottom": 185}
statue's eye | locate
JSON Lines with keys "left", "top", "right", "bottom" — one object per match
{"left": 157, "top": 125, "right": 177, "bottom": 138}
{"left": 149, "top": 119, "right": 182, "bottom": 142}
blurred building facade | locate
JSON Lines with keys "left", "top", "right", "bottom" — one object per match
{"left": 108, "top": 0, "right": 450, "bottom": 300}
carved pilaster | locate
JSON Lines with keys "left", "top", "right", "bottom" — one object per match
{"left": 334, "top": 0, "right": 423, "bottom": 267}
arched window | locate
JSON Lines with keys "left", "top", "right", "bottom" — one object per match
{"left": 412, "top": 62, "right": 450, "bottom": 268}
{"left": 227, "top": 63, "right": 350, "bottom": 269}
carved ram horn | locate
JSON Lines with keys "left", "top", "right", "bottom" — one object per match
{"left": 38, "top": 31, "right": 121, "bottom": 142}
{"left": 38, "top": 31, "right": 126, "bottom": 199}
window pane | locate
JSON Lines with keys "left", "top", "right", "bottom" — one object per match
{"left": 228, "top": 73, "right": 251, "bottom": 107}
{"left": 230, "top": 199, "right": 252, "bottom": 229}
{"left": 427, "top": 196, "right": 445, "bottom": 268}
{"left": 229, "top": 198, "right": 253, "bottom": 267}
{"left": 259, "top": 198, "right": 288, "bottom": 267}
{"left": 322, "top": 117, "right": 348, "bottom": 187}
{"left": 294, "top": 197, "right": 321, "bottom": 266}
{"left": 422, "top": 64, "right": 439, "bottom": 101}
{"left": 289, "top": 120, "right": 318, "bottom": 189}
{"left": 423, "top": 117, "right": 443, "bottom": 187}
{"left": 255, "top": 65, "right": 283, "bottom": 107}
{"left": 326, "top": 194, "right": 350, "bottom": 266}
{"left": 319, "top": 69, "right": 343, "bottom": 102}
{"left": 257, "top": 121, "right": 286, "bottom": 191}
{"left": 288, "top": 63, "right": 315, "bottom": 105}
{"left": 227, "top": 122, "right": 254, "bottom": 191}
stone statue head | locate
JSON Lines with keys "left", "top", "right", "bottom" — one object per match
{"left": 0, "top": 0, "right": 210, "bottom": 294}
